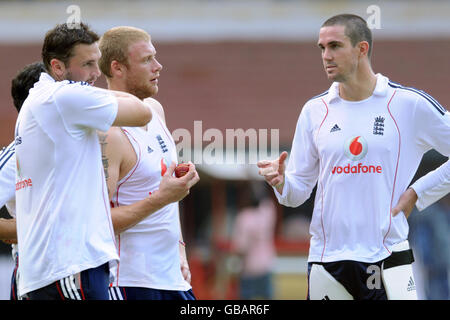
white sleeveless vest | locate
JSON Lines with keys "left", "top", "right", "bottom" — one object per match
{"left": 111, "top": 111, "right": 191, "bottom": 291}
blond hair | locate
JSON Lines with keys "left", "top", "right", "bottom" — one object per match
{"left": 99, "top": 26, "right": 150, "bottom": 77}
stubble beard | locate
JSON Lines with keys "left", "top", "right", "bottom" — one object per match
{"left": 127, "top": 82, "right": 158, "bottom": 100}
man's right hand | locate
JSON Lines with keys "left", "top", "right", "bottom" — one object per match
{"left": 111, "top": 162, "right": 200, "bottom": 235}
{"left": 156, "top": 161, "right": 200, "bottom": 205}
{"left": 257, "top": 151, "right": 288, "bottom": 194}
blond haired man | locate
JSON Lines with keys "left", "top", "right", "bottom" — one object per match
{"left": 98, "top": 26, "right": 199, "bottom": 300}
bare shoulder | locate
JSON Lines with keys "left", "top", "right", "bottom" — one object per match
{"left": 144, "top": 97, "right": 166, "bottom": 123}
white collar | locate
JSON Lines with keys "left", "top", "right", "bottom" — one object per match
{"left": 39, "top": 72, "right": 55, "bottom": 83}
{"left": 326, "top": 73, "right": 390, "bottom": 104}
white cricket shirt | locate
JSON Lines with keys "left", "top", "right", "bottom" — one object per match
{"left": 276, "top": 73, "right": 450, "bottom": 263}
{"left": 14, "top": 73, "right": 119, "bottom": 296}
{"left": 0, "top": 141, "right": 18, "bottom": 258}
{"left": 110, "top": 108, "right": 191, "bottom": 291}
{"left": 0, "top": 141, "right": 16, "bottom": 214}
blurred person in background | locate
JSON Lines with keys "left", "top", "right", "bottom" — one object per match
{"left": 408, "top": 194, "right": 450, "bottom": 300}
{"left": 232, "top": 181, "right": 277, "bottom": 300}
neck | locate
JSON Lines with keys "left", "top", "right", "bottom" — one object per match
{"left": 107, "top": 79, "right": 127, "bottom": 93}
{"left": 338, "top": 66, "right": 377, "bottom": 102}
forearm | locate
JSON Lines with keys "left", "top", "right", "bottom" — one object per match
{"left": 111, "top": 190, "right": 168, "bottom": 234}
{"left": 411, "top": 158, "right": 450, "bottom": 211}
{"left": 0, "top": 218, "right": 17, "bottom": 240}
{"left": 112, "top": 94, "right": 152, "bottom": 127}
{"left": 111, "top": 162, "right": 200, "bottom": 234}
{"left": 274, "top": 112, "right": 319, "bottom": 207}
{"left": 274, "top": 173, "right": 315, "bottom": 208}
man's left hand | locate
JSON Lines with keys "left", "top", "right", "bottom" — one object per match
{"left": 392, "top": 188, "right": 418, "bottom": 218}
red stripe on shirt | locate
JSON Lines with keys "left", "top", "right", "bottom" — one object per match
{"left": 318, "top": 99, "right": 329, "bottom": 261}
{"left": 384, "top": 90, "right": 399, "bottom": 254}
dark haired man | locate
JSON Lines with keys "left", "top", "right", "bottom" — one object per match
{"left": 257, "top": 14, "right": 450, "bottom": 300}
{"left": 13, "top": 22, "right": 152, "bottom": 300}
{"left": 11, "top": 62, "right": 47, "bottom": 112}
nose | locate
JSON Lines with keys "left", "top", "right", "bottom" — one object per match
{"left": 322, "top": 47, "right": 334, "bottom": 62}
{"left": 153, "top": 58, "right": 163, "bottom": 73}
{"left": 93, "top": 63, "right": 101, "bottom": 78}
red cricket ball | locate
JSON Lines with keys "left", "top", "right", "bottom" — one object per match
{"left": 175, "top": 163, "right": 190, "bottom": 178}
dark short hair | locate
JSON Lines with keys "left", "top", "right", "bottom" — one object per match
{"left": 11, "top": 61, "right": 46, "bottom": 112}
{"left": 322, "top": 14, "right": 373, "bottom": 59}
{"left": 42, "top": 22, "right": 99, "bottom": 72}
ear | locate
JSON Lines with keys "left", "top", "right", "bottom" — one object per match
{"left": 110, "top": 60, "right": 125, "bottom": 78}
{"left": 50, "top": 58, "right": 66, "bottom": 80}
{"left": 358, "top": 41, "right": 370, "bottom": 58}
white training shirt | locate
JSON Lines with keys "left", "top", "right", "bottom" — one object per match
{"left": 14, "top": 73, "right": 119, "bottom": 296}
{"left": 0, "top": 142, "right": 16, "bottom": 213}
{"left": 275, "top": 73, "right": 450, "bottom": 263}
{"left": 110, "top": 108, "right": 191, "bottom": 291}
{"left": 0, "top": 141, "right": 18, "bottom": 258}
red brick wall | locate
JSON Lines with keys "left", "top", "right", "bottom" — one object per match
{"left": 1, "top": 40, "right": 449, "bottom": 148}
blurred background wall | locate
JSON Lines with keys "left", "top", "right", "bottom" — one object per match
{"left": 0, "top": 0, "right": 449, "bottom": 300}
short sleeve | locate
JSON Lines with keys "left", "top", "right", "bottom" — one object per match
{"left": 54, "top": 82, "right": 118, "bottom": 135}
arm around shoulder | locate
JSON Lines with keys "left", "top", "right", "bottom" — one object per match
{"left": 111, "top": 91, "right": 152, "bottom": 127}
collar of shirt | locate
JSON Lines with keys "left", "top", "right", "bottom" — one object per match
{"left": 325, "top": 73, "right": 390, "bottom": 104}
{"left": 39, "top": 72, "right": 55, "bottom": 83}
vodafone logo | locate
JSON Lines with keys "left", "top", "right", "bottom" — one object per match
{"left": 331, "top": 135, "right": 382, "bottom": 175}
{"left": 344, "top": 136, "right": 368, "bottom": 161}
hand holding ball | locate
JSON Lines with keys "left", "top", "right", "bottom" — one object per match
{"left": 175, "top": 163, "right": 190, "bottom": 178}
